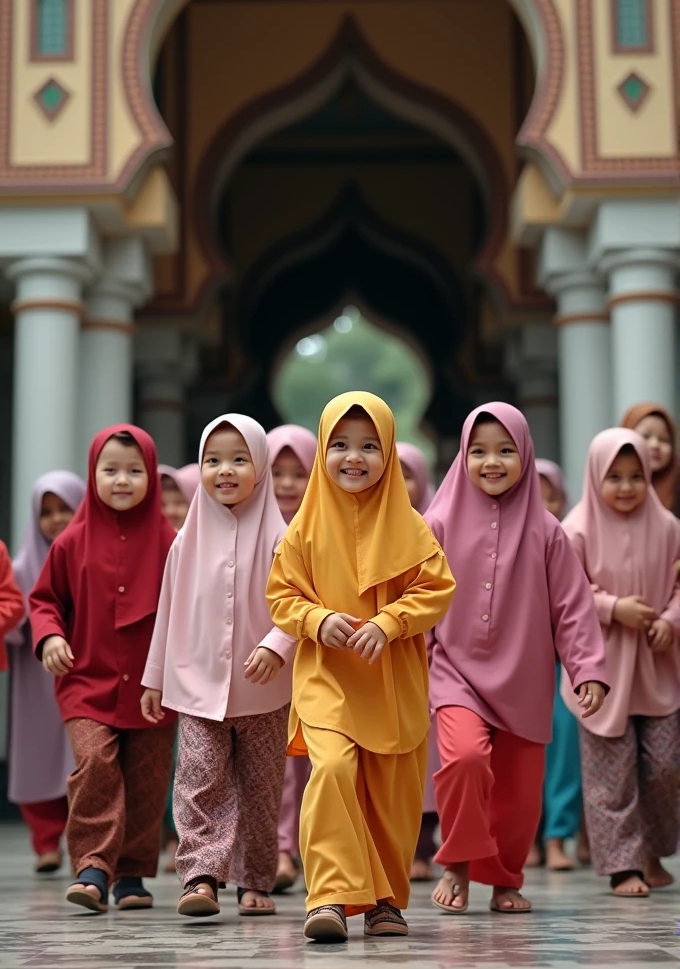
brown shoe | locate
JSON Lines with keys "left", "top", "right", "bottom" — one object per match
{"left": 35, "top": 850, "right": 62, "bottom": 874}
{"left": 303, "top": 905, "right": 348, "bottom": 942}
{"left": 364, "top": 903, "right": 408, "bottom": 936}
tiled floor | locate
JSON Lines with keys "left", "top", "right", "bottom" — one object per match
{"left": 2, "top": 823, "right": 680, "bottom": 968}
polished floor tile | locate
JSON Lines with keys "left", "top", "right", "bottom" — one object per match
{"left": 1, "top": 824, "right": 679, "bottom": 967}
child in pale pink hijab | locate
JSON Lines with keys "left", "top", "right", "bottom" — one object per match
{"left": 266, "top": 424, "right": 317, "bottom": 892}
{"left": 141, "top": 415, "right": 295, "bottom": 918}
{"left": 561, "top": 428, "right": 680, "bottom": 898}
{"left": 397, "top": 442, "right": 440, "bottom": 882}
{"left": 426, "top": 403, "right": 608, "bottom": 915}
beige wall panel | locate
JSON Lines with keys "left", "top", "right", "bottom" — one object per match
{"left": 11, "top": 0, "right": 92, "bottom": 166}
{"left": 110, "top": 0, "right": 143, "bottom": 178}
{"left": 593, "top": 0, "right": 676, "bottom": 158}
{"left": 543, "top": 0, "right": 581, "bottom": 173}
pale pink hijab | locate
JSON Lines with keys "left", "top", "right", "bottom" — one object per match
{"left": 160, "top": 415, "right": 287, "bottom": 655}
{"left": 535, "top": 458, "right": 569, "bottom": 511}
{"left": 426, "top": 402, "right": 549, "bottom": 655}
{"left": 397, "top": 442, "right": 435, "bottom": 513}
{"left": 267, "top": 424, "right": 317, "bottom": 476}
{"left": 562, "top": 429, "right": 678, "bottom": 614}
{"left": 158, "top": 464, "right": 201, "bottom": 503}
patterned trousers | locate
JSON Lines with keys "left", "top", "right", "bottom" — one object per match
{"left": 174, "top": 707, "right": 288, "bottom": 890}
{"left": 65, "top": 718, "right": 175, "bottom": 884}
{"left": 579, "top": 714, "right": 680, "bottom": 876}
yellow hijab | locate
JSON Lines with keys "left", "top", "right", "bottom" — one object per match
{"left": 290, "top": 391, "right": 438, "bottom": 598}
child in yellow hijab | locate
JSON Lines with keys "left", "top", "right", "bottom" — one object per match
{"left": 266, "top": 392, "right": 455, "bottom": 943}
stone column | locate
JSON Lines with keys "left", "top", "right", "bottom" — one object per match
{"left": 6, "top": 257, "right": 92, "bottom": 548}
{"left": 539, "top": 230, "right": 611, "bottom": 500}
{"left": 600, "top": 248, "right": 680, "bottom": 420}
{"left": 135, "top": 324, "right": 198, "bottom": 467}
{"left": 79, "top": 239, "right": 151, "bottom": 469}
{"left": 506, "top": 324, "right": 559, "bottom": 462}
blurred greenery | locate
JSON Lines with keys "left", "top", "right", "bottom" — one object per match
{"left": 274, "top": 307, "right": 434, "bottom": 462}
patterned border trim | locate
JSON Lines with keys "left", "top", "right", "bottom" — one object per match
{"left": 0, "top": 0, "right": 107, "bottom": 188}
{"left": 610, "top": 0, "right": 654, "bottom": 55}
{"left": 576, "top": 0, "right": 680, "bottom": 181}
{"left": 11, "top": 297, "right": 84, "bottom": 315}
{"left": 607, "top": 290, "right": 680, "bottom": 308}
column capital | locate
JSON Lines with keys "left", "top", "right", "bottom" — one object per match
{"left": 7, "top": 257, "right": 94, "bottom": 317}
{"left": 598, "top": 246, "right": 680, "bottom": 278}
{"left": 6, "top": 256, "right": 94, "bottom": 287}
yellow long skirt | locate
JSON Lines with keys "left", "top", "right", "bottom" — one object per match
{"left": 299, "top": 722, "right": 427, "bottom": 915}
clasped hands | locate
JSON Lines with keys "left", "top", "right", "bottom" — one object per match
{"left": 612, "top": 596, "right": 674, "bottom": 652}
{"left": 319, "top": 612, "right": 387, "bottom": 664}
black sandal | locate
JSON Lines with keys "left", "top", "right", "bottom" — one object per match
{"left": 237, "top": 886, "right": 276, "bottom": 916}
{"left": 610, "top": 870, "right": 650, "bottom": 897}
{"left": 177, "top": 875, "right": 220, "bottom": 917}
{"left": 66, "top": 866, "right": 109, "bottom": 913}
{"left": 113, "top": 876, "right": 153, "bottom": 910}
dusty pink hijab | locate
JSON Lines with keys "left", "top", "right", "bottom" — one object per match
{"left": 562, "top": 428, "right": 678, "bottom": 616}
{"left": 158, "top": 464, "right": 201, "bottom": 503}
{"left": 535, "top": 458, "right": 569, "bottom": 510}
{"left": 397, "top": 442, "right": 435, "bottom": 513}
{"left": 160, "top": 414, "right": 288, "bottom": 655}
{"left": 267, "top": 424, "right": 317, "bottom": 475}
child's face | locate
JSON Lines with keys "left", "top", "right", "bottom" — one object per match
{"left": 539, "top": 475, "right": 565, "bottom": 519}
{"left": 326, "top": 414, "right": 384, "bottom": 493}
{"left": 202, "top": 426, "right": 256, "bottom": 506}
{"left": 95, "top": 438, "right": 149, "bottom": 511}
{"left": 634, "top": 414, "right": 673, "bottom": 474}
{"left": 466, "top": 419, "right": 522, "bottom": 496}
{"left": 400, "top": 461, "right": 421, "bottom": 508}
{"left": 39, "top": 491, "right": 75, "bottom": 542}
{"left": 272, "top": 446, "right": 309, "bottom": 517}
{"left": 601, "top": 450, "right": 647, "bottom": 514}
{"left": 161, "top": 478, "right": 190, "bottom": 531}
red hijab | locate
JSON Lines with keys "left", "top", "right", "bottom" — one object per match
{"left": 72, "top": 424, "right": 176, "bottom": 628}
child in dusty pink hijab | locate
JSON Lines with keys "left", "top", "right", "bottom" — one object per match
{"left": 266, "top": 424, "right": 317, "bottom": 892}
{"left": 141, "top": 415, "right": 295, "bottom": 919}
{"left": 426, "top": 403, "right": 608, "bottom": 915}
{"left": 561, "top": 428, "right": 680, "bottom": 898}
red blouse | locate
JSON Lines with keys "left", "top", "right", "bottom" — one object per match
{"left": 0, "top": 541, "right": 25, "bottom": 671}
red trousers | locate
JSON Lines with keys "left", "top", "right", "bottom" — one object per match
{"left": 434, "top": 706, "right": 545, "bottom": 888}
{"left": 20, "top": 797, "right": 69, "bottom": 855}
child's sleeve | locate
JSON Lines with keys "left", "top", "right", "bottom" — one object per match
{"left": 0, "top": 543, "right": 26, "bottom": 669}
{"left": 29, "top": 540, "right": 72, "bottom": 660}
{"left": 369, "top": 548, "right": 456, "bottom": 643}
{"left": 566, "top": 527, "right": 618, "bottom": 626}
{"left": 141, "top": 539, "right": 180, "bottom": 691}
{"left": 659, "top": 522, "right": 680, "bottom": 635}
{"left": 266, "top": 539, "right": 334, "bottom": 643}
{"left": 547, "top": 528, "right": 609, "bottom": 693}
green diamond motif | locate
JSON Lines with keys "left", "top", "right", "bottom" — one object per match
{"left": 617, "top": 72, "right": 650, "bottom": 111}
{"left": 34, "top": 77, "right": 69, "bottom": 120}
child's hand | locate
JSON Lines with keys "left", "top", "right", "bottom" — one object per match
{"left": 141, "top": 688, "right": 165, "bottom": 723}
{"left": 347, "top": 621, "right": 388, "bottom": 665}
{"left": 613, "top": 596, "right": 657, "bottom": 630}
{"left": 319, "top": 613, "right": 361, "bottom": 649}
{"left": 42, "top": 635, "right": 74, "bottom": 676}
{"left": 577, "top": 681, "right": 606, "bottom": 718}
{"left": 648, "top": 619, "right": 674, "bottom": 652}
{"left": 244, "top": 646, "right": 283, "bottom": 685}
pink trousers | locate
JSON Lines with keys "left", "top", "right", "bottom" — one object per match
{"left": 434, "top": 706, "right": 545, "bottom": 888}
{"left": 277, "top": 756, "right": 311, "bottom": 856}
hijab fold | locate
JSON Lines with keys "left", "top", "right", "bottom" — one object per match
{"left": 288, "top": 392, "right": 438, "bottom": 599}
{"left": 620, "top": 402, "right": 679, "bottom": 513}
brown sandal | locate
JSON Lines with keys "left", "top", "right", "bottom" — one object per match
{"left": 177, "top": 876, "right": 220, "bottom": 917}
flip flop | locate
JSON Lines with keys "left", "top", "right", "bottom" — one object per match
{"left": 489, "top": 890, "right": 532, "bottom": 914}
{"left": 609, "top": 871, "right": 650, "bottom": 898}
{"left": 237, "top": 887, "right": 276, "bottom": 916}
{"left": 431, "top": 883, "right": 469, "bottom": 915}
{"left": 177, "top": 876, "right": 220, "bottom": 917}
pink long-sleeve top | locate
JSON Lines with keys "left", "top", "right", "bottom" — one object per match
{"left": 561, "top": 428, "right": 680, "bottom": 738}
{"left": 425, "top": 402, "right": 609, "bottom": 745}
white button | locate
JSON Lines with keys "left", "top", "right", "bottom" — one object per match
{"left": 491, "top": 503, "right": 498, "bottom": 510}
{"left": 123, "top": 674, "right": 129, "bottom": 682}
{"left": 485, "top": 582, "right": 492, "bottom": 590}
{"left": 491, "top": 552, "right": 497, "bottom": 559}
{"left": 225, "top": 650, "right": 231, "bottom": 658}
{"left": 482, "top": 614, "right": 489, "bottom": 622}
{"left": 226, "top": 619, "right": 232, "bottom": 625}
{"left": 118, "top": 586, "right": 125, "bottom": 593}
{"left": 228, "top": 561, "right": 234, "bottom": 568}
{"left": 120, "top": 535, "right": 126, "bottom": 541}
{"left": 231, "top": 524, "right": 236, "bottom": 531}
{"left": 226, "top": 592, "right": 233, "bottom": 598}
{"left": 491, "top": 522, "right": 497, "bottom": 529}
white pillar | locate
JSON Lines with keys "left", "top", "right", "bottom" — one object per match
{"left": 600, "top": 248, "right": 680, "bottom": 420}
{"left": 506, "top": 324, "right": 559, "bottom": 462}
{"left": 7, "top": 257, "right": 91, "bottom": 548}
{"left": 79, "top": 239, "right": 151, "bottom": 469}
{"left": 136, "top": 324, "right": 198, "bottom": 467}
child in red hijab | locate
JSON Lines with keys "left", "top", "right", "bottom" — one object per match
{"left": 30, "top": 425, "right": 177, "bottom": 914}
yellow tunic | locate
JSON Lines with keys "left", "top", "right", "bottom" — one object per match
{"left": 267, "top": 540, "right": 454, "bottom": 754}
